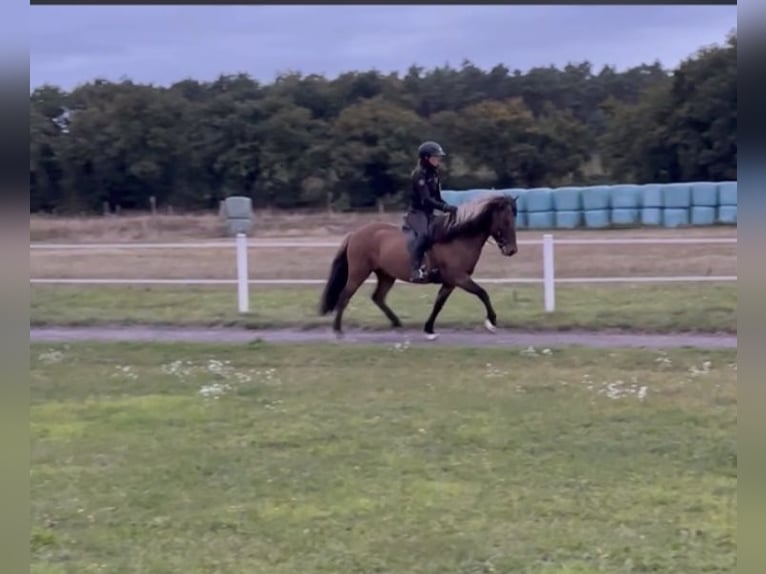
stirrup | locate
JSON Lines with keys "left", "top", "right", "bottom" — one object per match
{"left": 410, "top": 267, "right": 428, "bottom": 282}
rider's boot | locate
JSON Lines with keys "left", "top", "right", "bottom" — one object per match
{"left": 408, "top": 247, "right": 429, "bottom": 283}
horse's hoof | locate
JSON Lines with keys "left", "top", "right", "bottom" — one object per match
{"left": 333, "top": 330, "right": 344, "bottom": 340}
{"left": 424, "top": 332, "right": 439, "bottom": 341}
{"left": 484, "top": 319, "right": 497, "bottom": 333}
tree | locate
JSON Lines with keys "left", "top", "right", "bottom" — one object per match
{"left": 327, "top": 96, "right": 427, "bottom": 208}
{"left": 28, "top": 32, "right": 735, "bottom": 214}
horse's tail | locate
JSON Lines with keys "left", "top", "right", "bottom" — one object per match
{"left": 318, "top": 234, "right": 351, "bottom": 315}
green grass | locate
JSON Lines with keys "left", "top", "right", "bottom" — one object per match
{"left": 31, "top": 342, "right": 737, "bottom": 573}
{"left": 30, "top": 283, "right": 737, "bottom": 333}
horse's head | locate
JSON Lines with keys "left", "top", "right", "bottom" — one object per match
{"left": 489, "top": 195, "right": 518, "bottom": 257}
{"left": 438, "top": 194, "right": 518, "bottom": 257}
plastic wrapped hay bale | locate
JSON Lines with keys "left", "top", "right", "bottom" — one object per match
{"left": 527, "top": 211, "right": 555, "bottom": 228}
{"left": 611, "top": 208, "right": 639, "bottom": 226}
{"left": 717, "top": 205, "right": 737, "bottom": 224}
{"left": 718, "top": 181, "right": 737, "bottom": 206}
{"left": 581, "top": 185, "right": 611, "bottom": 210}
{"left": 663, "top": 208, "right": 690, "bottom": 227}
{"left": 640, "top": 184, "right": 663, "bottom": 208}
{"left": 610, "top": 184, "right": 640, "bottom": 227}
{"left": 691, "top": 206, "right": 716, "bottom": 225}
{"left": 661, "top": 183, "right": 692, "bottom": 208}
{"left": 441, "top": 190, "right": 461, "bottom": 206}
{"left": 509, "top": 188, "right": 529, "bottom": 213}
{"left": 525, "top": 187, "right": 553, "bottom": 212}
{"left": 641, "top": 208, "right": 662, "bottom": 226}
{"left": 690, "top": 182, "right": 718, "bottom": 207}
{"left": 515, "top": 210, "right": 528, "bottom": 229}
{"left": 555, "top": 210, "right": 582, "bottom": 229}
{"left": 638, "top": 184, "right": 662, "bottom": 226}
{"left": 610, "top": 185, "right": 641, "bottom": 209}
{"left": 552, "top": 187, "right": 582, "bottom": 211}
{"left": 584, "top": 210, "right": 610, "bottom": 228}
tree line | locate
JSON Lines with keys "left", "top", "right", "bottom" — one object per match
{"left": 30, "top": 32, "right": 736, "bottom": 214}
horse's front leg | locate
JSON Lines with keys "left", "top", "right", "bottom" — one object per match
{"left": 423, "top": 283, "right": 455, "bottom": 340}
{"left": 455, "top": 276, "right": 498, "bottom": 333}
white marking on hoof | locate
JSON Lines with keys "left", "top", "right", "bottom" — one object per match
{"left": 484, "top": 319, "right": 497, "bottom": 333}
{"left": 425, "top": 332, "right": 439, "bottom": 341}
{"left": 334, "top": 330, "right": 344, "bottom": 340}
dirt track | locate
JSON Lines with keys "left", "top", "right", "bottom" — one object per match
{"left": 29, "top": 326, "right": 737, "bottom": 349}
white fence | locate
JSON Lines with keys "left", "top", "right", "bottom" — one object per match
{"left": 29, "top": 234, "right": 738, "bottom": 313}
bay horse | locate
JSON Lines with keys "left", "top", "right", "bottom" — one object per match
{"left": 318, "top": 193, "right": 518, "bottom": 339}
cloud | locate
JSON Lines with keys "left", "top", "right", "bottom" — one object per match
{"left": 30, "top": 5, "right": 737, "bottom": 90}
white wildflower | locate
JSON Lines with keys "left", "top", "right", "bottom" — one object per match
{"left": 596, "top": 380, "right": 648, "bottom": 401}
{"left": 392, "top": 339, "right": 411, "bottom": 352}
{"left": 37, "top": 349, "right": 64, "bottom": 364}
{"left": 654, "top": 355, "right": 673, "bottom": 368}
{"left": 484, "top": 363, "right": 509, "bottom": 378}
{"left": 111, "top": 365, "right": 138, "bottom": 380}
{"left": 689, "top": 361, "right": 712, "bottom": 376}
{"left": 199, "top": 383, "right": 231, "bottom": 399}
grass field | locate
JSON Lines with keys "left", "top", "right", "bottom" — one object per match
{"left": 30, "top": 283, "right": 737, "bottom": 333}
{"left": 31, "top": 342, "right": 737, "bottom": 573}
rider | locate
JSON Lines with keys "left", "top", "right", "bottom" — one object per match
{"left": 405, "top": 140, "right": 458, "bottom": 283}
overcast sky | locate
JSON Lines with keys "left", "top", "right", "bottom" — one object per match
{"left": 29, "top": 5, "right": 737, "bottom": 91}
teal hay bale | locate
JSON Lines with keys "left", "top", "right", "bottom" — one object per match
{"left": 552, "top": 186, "right": 582, "bottom": 211}
{"left": 718, "top": 181, "right": 737, "bottom": 206}
{"left": 691, "top": 206, "right": 716, "bottom": 226}
{"left": 509, "top": 189, "right": 529, "bottom": 212}
{"left": 717, "top": 205, "right": 737, "bottom": 224}
{"left": 610, "top": 185, "right": 641, "bottom": 209}
{"left": 661, "top": 183, "right": 692, "bottom": 208}
{"left": 515, "top": 210, "right": 528, "bottom": 229}
{"left": 457, "top": 189, "right": 486, "bottom": 204}
{"left": 555, "top": 210, "right": 582, "bottom": 229}
{"left": 527, "top": 211, "right": 555, "bottom": 229}
{"left": 641, "top": 207, "right": 662, "bottom": 226}
{"left": 690, "top": 182, "right": 718, "bottom": 207}
{"left": 223, "top": 196, "right": 252, "bottom": 219}
{"left": 611, "top": 208, "right": 639, "bottom": 226}
{"left": 639, "top": 184, "right": 663, "bottom": 208}
{"left": 525, "top": 187, "right": 553, "bottom": 212}
{"left": 662, "top": 208, "right": 690, "bottom": 228}
{"left": 441, "top": 190, "right": 461, "bottom": 205}
{"left": 581, "top": 185, "right": 611, "bottom": 210}
{"left": 583, "top": 209, "right": 610, "bottom": 228}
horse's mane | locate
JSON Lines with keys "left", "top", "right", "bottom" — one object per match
{"left": 434, "top": 193, "right": 515, "bottom": 242}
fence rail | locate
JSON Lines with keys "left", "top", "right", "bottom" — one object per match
{"left": 30, "top": 237, "right": 738, "bottom": 250}
{"left": 29, "top": 234, "right": 738, "bottom": 313}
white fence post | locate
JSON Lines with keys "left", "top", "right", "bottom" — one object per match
{"left": 543, "top": 233, "right": 555, "bottom": 313}
{"left": 235, "top": 233, "right": 249, "bottom": 313}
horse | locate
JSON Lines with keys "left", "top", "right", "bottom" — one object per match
{"left": 318, "top": 193, "right": 518, "bottom": 339}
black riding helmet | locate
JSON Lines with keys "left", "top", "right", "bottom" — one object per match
{"left": 418, "top": 141, "right": 447, "bottom": 159}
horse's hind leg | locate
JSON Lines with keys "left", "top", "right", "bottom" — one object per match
{"left": 371, "top": 271, "right": 402, "bottom": 328}
{"left": 333, "top": 264, "right": 370, "bottom": 336}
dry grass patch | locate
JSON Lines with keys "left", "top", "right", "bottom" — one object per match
{"left": 31, "top": 211, "right": 737, "bottom": 243}
{"left": 31, "top": 223, "right": 736, "bottom": 281}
